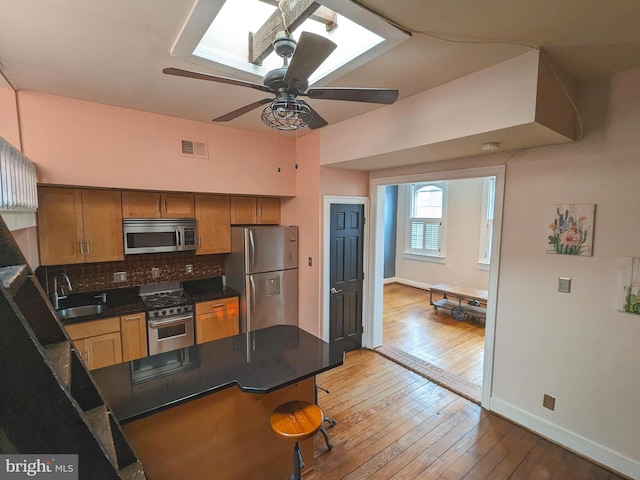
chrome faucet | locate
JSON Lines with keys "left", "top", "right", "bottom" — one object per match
{"left": 52, "top": 272, "right": 73, "bottom": 310}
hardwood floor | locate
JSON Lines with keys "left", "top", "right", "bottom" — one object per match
{"left": 380, "top": 283, "right": 485, "bottom": 401}
{"left": 307, "top": 349, "right": 625, "bottom": 480}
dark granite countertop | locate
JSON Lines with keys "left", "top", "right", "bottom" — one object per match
{"left": 57, "top": 277, "right": 238, "bottom": 324}
{"left": 92, "top": 325, "right": 344, "bottom": 423}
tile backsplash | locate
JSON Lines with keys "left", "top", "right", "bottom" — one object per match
{"left": 37, "top": 252, "right": 227, "bottom": 294}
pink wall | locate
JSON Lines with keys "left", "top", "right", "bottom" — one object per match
{"left": 285, "top": 133, "right": 322, "bottom": 335}
{"left": 18, "top": 92, "right": 297, "bottom": 196}
{"left": 0, "top": 84, "right": 20, "bottom": 148}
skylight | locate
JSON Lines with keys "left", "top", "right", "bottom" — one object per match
{"left": 171, "top": 0, "right": 409, "bottom": 86}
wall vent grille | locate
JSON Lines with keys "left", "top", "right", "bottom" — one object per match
{"left": 180, "top": 139, "right": 209, "bottom": 159}
{"left": 0, "top": 137, "right": 38, "bottom": 211}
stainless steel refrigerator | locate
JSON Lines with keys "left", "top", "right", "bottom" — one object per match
{"left": 225, "top": 226, "right": 298, "bottom": 332}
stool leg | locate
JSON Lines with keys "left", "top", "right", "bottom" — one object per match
{"left": 292, "top": 441, "right": 304, "bottom": 480}
{"left": 319, "top": 426, "right": 333, "bottom": 450}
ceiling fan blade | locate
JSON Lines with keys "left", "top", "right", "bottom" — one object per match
{"left": 163, "top": 67, "right": 272, "bottom": 94}
{"left": 213, "top": 98, "right": 273, "bottom": 122}
{"left": 298, "top": 100, "right": 328, "bottom": 130}
{"left": 306, "top": 87, "right": 399, "bottom": 105}
{"left": 284, "top": 32, "right": 337, "bottom": 91}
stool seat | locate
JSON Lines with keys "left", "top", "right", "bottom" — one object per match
{"left": 270, "top": 400, "right": 323, "bottom": 442}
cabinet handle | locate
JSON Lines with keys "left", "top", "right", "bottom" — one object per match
{"left": 79, "top": 240, "right": 84, "bottom": 255}
{"left": 198, "top": 236, "right": 202, "bottom": 248}
{"left": 157, "top": 197, "right": 161, "bottom": 213}
{"left": 85, "top": 240, "right": 90, "bottom": 255}
{"left": 163, "top": 200, "right": 167, "bottom": 213}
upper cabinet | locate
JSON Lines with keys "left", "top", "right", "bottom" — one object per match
{"left": 230, "top": 196, "right": 280, "bottom": 225}
{"left": 122, "top": 191, "right": 195, "bottom": 218}
{"left": 195, "top": 194, "right": 231, "bottom": 255}
{"left": 37, "top": 187, "right": 124, "bottom": 266}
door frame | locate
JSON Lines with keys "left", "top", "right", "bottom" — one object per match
{"left": 367, "top": 165, "right": 505, "bottom": 409}
{"left": 322, "top": 196, "right": 370, "bottom": 343}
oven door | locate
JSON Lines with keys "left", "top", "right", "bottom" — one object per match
{"left": 147, "top": 313, "right": 195, "bottom": 355}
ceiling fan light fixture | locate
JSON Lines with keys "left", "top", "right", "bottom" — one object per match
{"left": 261, "top": 98, "right": 312, "bottom": 130}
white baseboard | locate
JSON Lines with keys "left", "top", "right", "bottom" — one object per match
{"left": 383, "top": 276, "right": 397, "bottom": 284}
{"left": 389, "top": 277, "right": 431, "bottom": 290}
{"left": 490, "top": 398, "right": 640, "bottom": 480}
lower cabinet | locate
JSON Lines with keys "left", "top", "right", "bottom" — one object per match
{"left": 195, "top": 297, "right": 239, "bottom": 344}
{"left": 66, "top": 317, "right": 123, "bottom": 370}
{"left": 120, "top": 312, "right": 148, "bottom": 362}
{"left": 65, "top": 313, "right": 149, "bottom": 369}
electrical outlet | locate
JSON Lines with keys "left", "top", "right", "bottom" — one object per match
{"left": 308, "top": 257, "right": 312, "bottom": 267}
{"left": 151, "top": 267, "right": 160, "bottom": 279}
{"left": 186, "top": 264, "right": 193, "bottom": 274}
{"left": 113, "top": 272, "right": 127, "bottom": 283}
{"left": 543, "top": 394, "right": 556, "bottom": 411}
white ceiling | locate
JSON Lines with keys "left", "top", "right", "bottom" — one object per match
{"left": 1, "top": 0, "right": 639, "bottom": 137}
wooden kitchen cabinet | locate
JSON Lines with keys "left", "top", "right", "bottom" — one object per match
{"left": 230, "top": 196, "right": 280, "bottom": 225}
{"left": 122, "top": 191, "right": 195, "bottom": 218}
{"left": 65, "top": 317, "right": 123, "bottom": 370}
{"left": 37, "top": 187, "right": 124, "bottom": 266}
{"left": 195, "top": 194, "right": 231, "bottom": 255}
{"left": 195, "top": 297, "right": 239, "bottom": 344}
{"left": 120, "top": 312, "right": 148, "bottom": 362}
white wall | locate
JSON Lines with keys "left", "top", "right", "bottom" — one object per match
{"left": 394, "top": 178, "right": 490, "bottom": 290}
{"left": 491, "top": 66, "right": 640, "bottom": 476}
{"left": 368, "top": 65, "right": 640, "bottom": 478}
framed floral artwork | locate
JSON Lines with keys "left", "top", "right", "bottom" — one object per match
{"left": 546, "top": 204, "right": 595, "bottom": 256}
{"left": 619, "top": 257, "right": 640, "bottom": 314}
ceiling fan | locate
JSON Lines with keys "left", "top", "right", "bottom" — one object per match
{"left": 163, "top": 31, "right": 399, "bottom": 131}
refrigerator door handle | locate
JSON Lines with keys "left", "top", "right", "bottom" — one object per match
{"left": 249, "top": 275, "right": 256, "bottom": 316}
{"left": 248, "top": 229, "right": 255, "bottom": 272}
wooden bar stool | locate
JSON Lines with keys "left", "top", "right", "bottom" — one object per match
{"left": 270, "top": 400, "right": 324, "bottom": 480}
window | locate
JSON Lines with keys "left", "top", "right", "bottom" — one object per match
{"left": 478, "top": 177, "right": 496, "bottom": 267}
{"left": 171, "top": 0, "right": 409, "bottom": 86}
{"left": 407, "top": 182, "right": 447, "bottom": 258}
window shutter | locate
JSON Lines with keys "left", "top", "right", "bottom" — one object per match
{"left": 487, "top": 220, "right": 494, "bottom": 259}
{"left": 410, "top": 220, "right": 439, "bottom": 252}
{"left": 424, "top": 223, "right": 439, "bottom": 251}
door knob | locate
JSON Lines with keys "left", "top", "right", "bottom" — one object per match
{"left": 330, "top": 287, "right": 342, "bottom": 294}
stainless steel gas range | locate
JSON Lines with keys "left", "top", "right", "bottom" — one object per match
{"left": 139, "top": 282, "right": 194, "bottom": 356}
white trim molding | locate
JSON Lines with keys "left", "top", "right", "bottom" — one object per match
{"left": 368, "top": 164, "right": 506, "bottom": 410}
{"left": 491, "top": 398, "right": 640, "bottom": 480}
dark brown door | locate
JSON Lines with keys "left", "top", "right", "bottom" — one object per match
{"left": 329, "top": 203, "right": 364, "bottom": 352}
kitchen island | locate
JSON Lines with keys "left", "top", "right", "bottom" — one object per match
{"left": 92, "top": 325, "right": 343, "bottom": 480}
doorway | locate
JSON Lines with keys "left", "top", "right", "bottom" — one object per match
{"left": 322, "top": 196, "right": 369, "bottom": 348}
{"left": 366, "top": 165, "right": 505, "bottom": 408}
{"left": 327, "top": 203, "right": 365, "bottom": 352}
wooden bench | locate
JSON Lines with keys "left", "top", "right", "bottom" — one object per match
{"left": 429, "top": 283, "right": 488, "bottom": 324}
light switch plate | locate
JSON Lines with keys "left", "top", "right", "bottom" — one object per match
{"left": 558, "top": 277, "right": 571, "bottom": 293}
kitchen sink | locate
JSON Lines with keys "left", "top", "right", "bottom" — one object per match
{"left": 57, "top": 304, "right": 106, "bottom": 320}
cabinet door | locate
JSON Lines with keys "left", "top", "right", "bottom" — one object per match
{"left": 83, "top": 332, "right": 123, "bottom": 370}
{"left": 162, "top": 193, "right": 195, "bottom": 218}
{"left": 230, "top": 196, "right": 257, "bottom": 224}
{"left": 81, "top": 189, "right": 124, "bottom": 263}
{"left": 195, "top": 298, "right": 239, "bottom": 344}
{"left": 256, "top": 197, "right": 281, "bottom": 225}
{"left": 122, "top": 191, "right": 162, "bottom": 218}
{"left": 120, "top": 312, "right": 148, "bottom": 362}
{"left": 195, "top": 195, "right": 231, "bottom": 255}
{"left": 37, "top": 187, "right": 84, "bottom": 265}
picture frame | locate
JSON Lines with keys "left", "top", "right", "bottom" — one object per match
{"left": 546, "top": 204, "right": 595, "bottom": 256}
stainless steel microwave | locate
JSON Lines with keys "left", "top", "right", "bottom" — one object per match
{"left": 123, "top": 218, "right": 197, "bottom": 254}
